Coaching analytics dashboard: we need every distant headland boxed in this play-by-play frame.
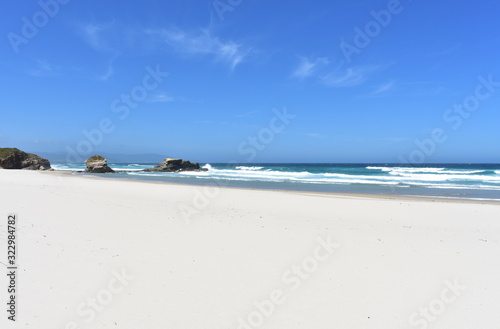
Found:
[0,148,52,170]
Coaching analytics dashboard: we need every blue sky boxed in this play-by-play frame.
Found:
[1,0,499,163]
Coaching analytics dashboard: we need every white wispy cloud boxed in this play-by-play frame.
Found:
[360,79,447,98]
[429,44,462,57]
[292,57,329,79]
[83,23,102,50]
[78,21,121,81]
[321,65,376,88]
[79,21,118,53]
[76,21,251,74]
[292,54,385,88]
[373,80,394,93]
[27,60,61,76]
[96,56,121,81]
[146,28,250,70]
[364,80,395,97]
[96,64,114,81]
[147,92,175,103]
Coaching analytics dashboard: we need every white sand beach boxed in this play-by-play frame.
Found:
[1,170,499,329]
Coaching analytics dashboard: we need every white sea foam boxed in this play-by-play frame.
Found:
[395,173,500,182]
[108,164,500,193]
[51,164,85,171]
[178,170,210,176]
[391,168,485,175]
[367,166,446,173]
[128,167,500,190]
[175,167,500,185]
[236,166,264,171]
[366,166,394,172]
[297,178,400,186]
[196,176,254,182]
[176,169,403,186]
[406,182,500,190]
[436,170,485,174]
[51,164,73,171]
[111,168,145,171]
[368,166,489,178]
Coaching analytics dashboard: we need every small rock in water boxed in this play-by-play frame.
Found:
[143,158,208,172]
[85,155,115,173]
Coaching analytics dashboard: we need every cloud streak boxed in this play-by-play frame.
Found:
[96,64,114,81]
[320,64,381,88]
[292,57,329,79]
[147,92,175,103]
[27,60,61,77]
[79,21,118,54]
[146,28,250,70]
[292,54,383,88]
[364,80,395,97]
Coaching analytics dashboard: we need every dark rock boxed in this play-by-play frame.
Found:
[0,148,52,170]
[143,158,208,172]
[85,155,115,173]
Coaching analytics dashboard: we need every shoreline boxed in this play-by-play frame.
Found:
[42,169,500,205]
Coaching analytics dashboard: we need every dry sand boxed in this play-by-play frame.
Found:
[1,170,499,328]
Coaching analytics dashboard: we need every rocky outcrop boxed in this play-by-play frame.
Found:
[144,158,207,172]
[0,148,52,170]
[85,155,114,173]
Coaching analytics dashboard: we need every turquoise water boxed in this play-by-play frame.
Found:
[51,163,500,201]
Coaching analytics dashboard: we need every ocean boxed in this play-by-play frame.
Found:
[51,163,500,201]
